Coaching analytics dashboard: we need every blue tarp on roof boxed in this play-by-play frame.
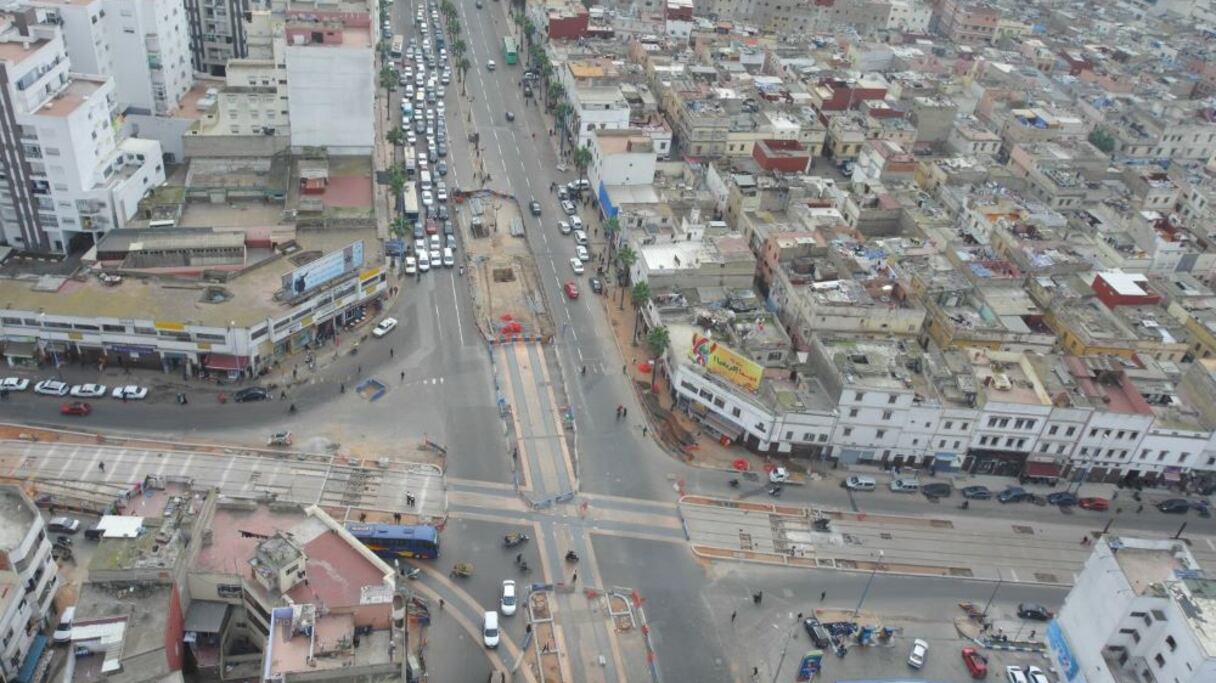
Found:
[16,634,48,683]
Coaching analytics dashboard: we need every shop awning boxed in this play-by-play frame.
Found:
[1025,460,1061,478]
[2,341,36,358]
[184,601,229,635]
[203,354,249,371]
[1163,469,1183,482]
[700,411,745,441]
[15,634,48,683]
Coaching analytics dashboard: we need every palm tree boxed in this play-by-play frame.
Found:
[646,328,676,391]
[387,127,405,147]
[448,18,461,38]
[602,214,619,256]
[451,38,466,58]
[379,65,397,91]
[631,281,652,340]
[547,82,565,110]
[615,244,637,309]
[554,101,572,153]
[573,145,592,185]
[388,164,407,200]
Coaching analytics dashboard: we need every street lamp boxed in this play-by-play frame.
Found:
[982,568,1003,617]
[852,550,883,620]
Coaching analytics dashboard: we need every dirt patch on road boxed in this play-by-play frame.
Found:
[457,195,552,340]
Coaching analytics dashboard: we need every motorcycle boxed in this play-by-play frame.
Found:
[958,500,970,510]
[728,478,739,488]
[565,550,579,563]
[404,567,422,580]
[767,485,783,497]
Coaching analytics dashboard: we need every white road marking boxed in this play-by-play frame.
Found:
[1008,569,1019,582]
[449,271,466,345]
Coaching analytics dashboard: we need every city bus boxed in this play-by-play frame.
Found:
[502,36,517,65]
[402,184,420,220]
[390,34,404,60]
[345,523,440,559]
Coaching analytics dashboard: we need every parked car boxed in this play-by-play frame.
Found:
[1017,602,1053,621]
[529,199,542,216]
[1046,491,1078,507]
[48,517,81,534]
[575,245,590,262]
[1078,496,1110,511]
[59,401,91,416]
[922,482,952,498]
[907,638,929,669]
[53,606,76,643]
[35,380,70,396]
[501,580,517,616]
[563,281,579,299]
[961,485,992,500]
[111,385,148,400]
[801,617,831,648]
[373,317,400,338]
[0,377,30,392]
[997,486,1031,503]
[559,221,572,235]
[561,200,576,215]
[70,382,108,398]
[1026,666,1051,683]
[961,647,988,679]
[890,477,920,493]
[1006,666,1029,683]
[234,387,269,402]
[570,258,585,275]
[843,475,877,491]
[589,277,604,294]
[1158,498,1191,514]
[768,467,790,484]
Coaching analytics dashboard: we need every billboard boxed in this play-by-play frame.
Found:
[690,332,763,393]
[282,241,364,296]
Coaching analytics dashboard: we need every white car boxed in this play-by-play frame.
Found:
[768,467,790,484]
[558,221,572,235]
[907,639,928,669]
[501,580,517,616]
[405,256,418,274]
[69,383,107,398]
[1006,666,1029,683]
[418,253,431,272]
[430,247,441,263]
[35,380,70,396]
[111,385,148,400]
[0,377,30,392]
[372,317,399,338]
[561,199,576,215]
[570,258,585,275]
[575,245,590,262]
[437,185,448,202]
[483,611,500,648]
[422,190,434,206]
[1026,666,1050,683]
[573,230,588,245]
[570,215,583,231]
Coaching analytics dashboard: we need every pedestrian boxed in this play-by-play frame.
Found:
[393,512,402,523]
[622,363,627,374]
[1137,504,1144,513]
[581,365,586,375]
[1029,630,1036,640]
[340,383,345,393]
[390,348,395,358]
[516,553,522,564]
[642,426,648,437]
[98,461,105,472]
[730,610,737,623]
[439,599,445,610]
[753,667,759,677]
[401,370,406,381]
[622,407,628,417]
[820,591,826,601]
[571,571,578,583]
[357,365,362,374]
[753,591,762,605]
[293,367,298,380]
[280,390,287,400]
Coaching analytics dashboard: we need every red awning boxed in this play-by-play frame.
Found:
[203,354,250,371]
[1024,460,1061,478]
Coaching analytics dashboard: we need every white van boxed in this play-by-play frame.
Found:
[889,477,920,493]
[419,170,432,191]
[844,475,877,491]
[483,611,500,648]
[442,247,455,268]
[53,606,76,643]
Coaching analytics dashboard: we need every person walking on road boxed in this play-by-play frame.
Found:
[730,610,737,623]
[820,591,826,601]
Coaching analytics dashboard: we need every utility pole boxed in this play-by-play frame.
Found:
[394,560,413,682]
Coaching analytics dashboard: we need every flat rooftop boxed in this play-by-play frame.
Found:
[0,486,35,551]
[37,77,104,118]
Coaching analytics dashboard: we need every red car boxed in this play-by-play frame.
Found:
[961,647,987,679]
[60,401,91,416]
[1079,497,1110,511]
[563,281,579,299]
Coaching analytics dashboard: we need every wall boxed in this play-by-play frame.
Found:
[286,45,374,154]
[125,113,191,162]
[183,132,290,158]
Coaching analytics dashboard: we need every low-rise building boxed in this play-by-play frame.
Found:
[0,486,59,683]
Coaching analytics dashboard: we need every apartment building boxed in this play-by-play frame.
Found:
[937,0,1001,44]
[0,8,165,254]
[0,486,59,683]
[106,0,193,115]
[183,0,251,76]
[569,84,630,150]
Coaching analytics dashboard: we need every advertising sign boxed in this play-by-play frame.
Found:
[282,241,364,296]
[690,332,763,393]
[1046,620,1081,682]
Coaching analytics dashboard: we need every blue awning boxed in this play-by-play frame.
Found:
[16,634,48,683]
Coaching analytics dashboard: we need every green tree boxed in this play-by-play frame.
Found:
[615,244,637,309]
[388,164,407,198]
[451,38,466,58]
[547,82,565,110]
[1088,127,1116,154]
[573,145,592,184]
[631,281,652,339]
[379,65,397,91]
[448,18,461,38]
[602,214,619,256]
[387,127,406,147]
[646,325,670,360]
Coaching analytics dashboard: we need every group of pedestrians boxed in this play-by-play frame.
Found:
[615,404,628,420]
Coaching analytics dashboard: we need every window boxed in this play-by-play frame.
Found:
[731,407,741,418]
[945,421,954,430]
[848,408,859,418]
[1154,653,1165,668]
[785,431,793,440]
[1090,428,1100,437]
[1066,426,1076,437]
[1165,636,1177,652]
[888,394,897,404]
[875,430,885,439]
[1048,425,1059,435]
[818,434,827,442]
[713,397,726,409]
[854,391,864,401]
[843,427,853,437]
[1180,453,1190,463]
[953,441,961,449]
[1120,628,1140,643]
[882,410,892,420]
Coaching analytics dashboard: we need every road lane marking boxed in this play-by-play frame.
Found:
[449,271,466,345]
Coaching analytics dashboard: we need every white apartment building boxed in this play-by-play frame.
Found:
[569,84,631,150]
[31,0,111,76]
[183,0,253,76]
[1053,537,1216,683]
[104,0,192,115]
[0,9,165,253]
[587,128,657,194]
[284,4,374,154]
[885,0,931,32]
[0,487,60,683]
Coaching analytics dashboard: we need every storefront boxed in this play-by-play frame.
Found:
[105,343,162,370]
[2,340,37,367]
[202,353,251,380]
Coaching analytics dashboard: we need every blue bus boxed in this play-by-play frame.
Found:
[346,523,440,559]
